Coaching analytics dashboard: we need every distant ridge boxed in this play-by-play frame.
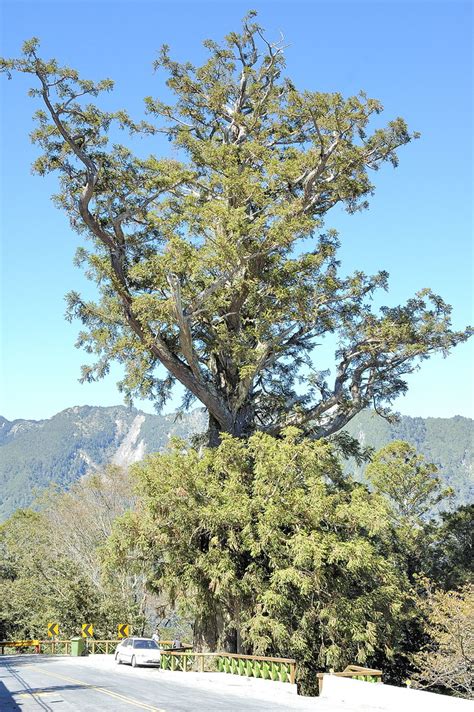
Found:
[0,405,206,520]
[0,406,472,520]
[343,411,473,508]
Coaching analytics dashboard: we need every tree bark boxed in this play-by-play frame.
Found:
[206,402,255,447]
[193,607,224,651]
[206,414,223,448]
[193,609,242,653]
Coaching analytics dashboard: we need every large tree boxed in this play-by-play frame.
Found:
[1,14,470,445]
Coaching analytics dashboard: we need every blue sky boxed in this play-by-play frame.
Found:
[1,0,472,421]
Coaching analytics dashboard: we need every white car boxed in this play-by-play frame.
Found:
[115,637,161,668]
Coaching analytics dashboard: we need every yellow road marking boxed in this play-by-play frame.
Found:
[22,666,166,711]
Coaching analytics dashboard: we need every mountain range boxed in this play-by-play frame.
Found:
[0,406,472,521]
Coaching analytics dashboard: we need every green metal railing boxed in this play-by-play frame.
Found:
[39,640,71,655]
[88,640,119,655]
[160,651,297,684]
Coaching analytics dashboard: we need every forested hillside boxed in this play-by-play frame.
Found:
[0,406,206,520]
[0,406,472,521]
[344,411,474,507]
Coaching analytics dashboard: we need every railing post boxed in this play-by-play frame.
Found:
[290,662,296,685]
[198,655,204,673]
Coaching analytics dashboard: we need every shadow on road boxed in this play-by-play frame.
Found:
[0,680,22,712]
[0,658,95,712]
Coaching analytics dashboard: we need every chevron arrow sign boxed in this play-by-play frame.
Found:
[47,623,59,638]
[117,624,130,639]
[81,623,94,638]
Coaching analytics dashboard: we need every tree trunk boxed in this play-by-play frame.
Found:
[193,611,221,651]
[222,627,238,653]
[198,409,253,651]
[193,601,244,653]
[206,403,255,447]
[206,414,223,448]
[233,402,255,438]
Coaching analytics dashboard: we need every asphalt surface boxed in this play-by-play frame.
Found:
[0,654,323,712]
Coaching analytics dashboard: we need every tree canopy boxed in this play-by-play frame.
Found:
[1,14,471,445]
[365,440,452,524]
[106,430,411,692]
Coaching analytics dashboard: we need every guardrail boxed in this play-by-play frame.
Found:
[160,651,297,684]
[317,665,383,694]
[0,640,41,655]
[38,640,178,655]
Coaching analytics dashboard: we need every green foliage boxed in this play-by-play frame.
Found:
[1,16,470,444]
[365,440,452,523]
[412,583,473,699]
[423,505,474,591]
[0,467,150,640]
[0,429,471,696]
[106,431,414,693]
[344,412,474,509]
[0,509,102,639]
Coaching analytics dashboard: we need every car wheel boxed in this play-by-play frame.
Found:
[131,656,137,668]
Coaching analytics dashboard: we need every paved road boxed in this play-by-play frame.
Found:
[0,654,325,711]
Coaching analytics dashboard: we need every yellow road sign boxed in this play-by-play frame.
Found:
[47,623,59,638]
[81,623,93,638]
[117,624,130,639]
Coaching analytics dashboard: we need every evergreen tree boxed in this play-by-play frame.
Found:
[1,15,470,445]
[365,440,452,524]
[106,431,412,691]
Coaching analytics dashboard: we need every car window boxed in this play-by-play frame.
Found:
[122,639,130,646]
[133,640,159,649]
